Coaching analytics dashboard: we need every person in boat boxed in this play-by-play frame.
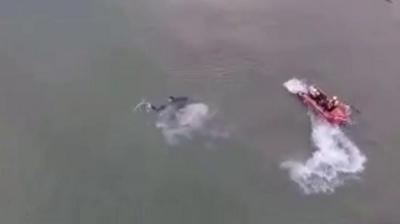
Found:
[308,85,328,107]
[326,96,340,112]
[145,96,190,113]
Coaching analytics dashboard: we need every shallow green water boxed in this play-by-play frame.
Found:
[1,0,400,223]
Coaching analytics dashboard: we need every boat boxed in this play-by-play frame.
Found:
[290,82,352,125]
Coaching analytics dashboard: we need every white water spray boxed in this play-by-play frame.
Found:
[283,78,308,94]
[154,102,229,145]
[282,78,367,194]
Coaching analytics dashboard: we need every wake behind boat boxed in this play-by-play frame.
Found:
[284,78,352,126]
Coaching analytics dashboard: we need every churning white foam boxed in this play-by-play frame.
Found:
[283,78,308,94]
[156,103,229,145]
[282,78,367,194]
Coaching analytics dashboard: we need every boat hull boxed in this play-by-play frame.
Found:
[297,93,351,125]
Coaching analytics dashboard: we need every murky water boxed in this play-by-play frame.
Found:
[1,0,400,223]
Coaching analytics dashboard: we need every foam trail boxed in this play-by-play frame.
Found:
[133,99,148,112]
[282,78,367,194]
[156,103,225,145]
